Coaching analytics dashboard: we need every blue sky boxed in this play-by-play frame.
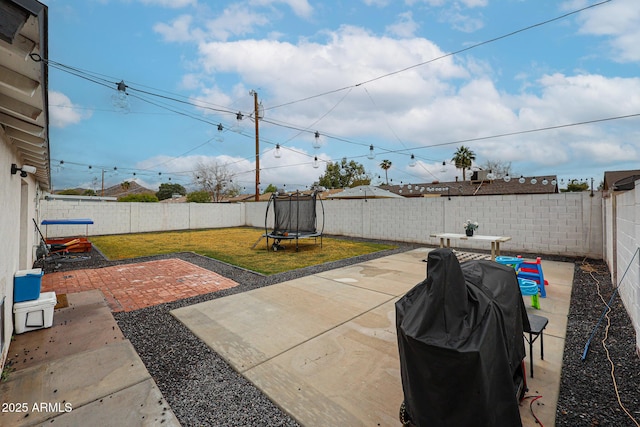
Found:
[43,0,640,193]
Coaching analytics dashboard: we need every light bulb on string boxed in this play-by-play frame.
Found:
[518,175,525,184]
[531,177,537,184]
[503,173,511,182]
[367,145,375,160]
[440,161,446,173]
[274,144,282,158]
[232,112,243,131]
[313,131,321,150]
[313,156,319,169]
[409,155,416,167]
[215,123,224,142]
[111,80,131,113]
[542,178,548,185]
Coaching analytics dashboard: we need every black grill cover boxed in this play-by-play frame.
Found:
[396,248,529,426]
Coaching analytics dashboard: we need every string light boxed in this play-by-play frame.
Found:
[111,80,130,113]
[368,145,375,160]
[313,131,321,150]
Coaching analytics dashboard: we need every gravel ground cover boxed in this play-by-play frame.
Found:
[41,244,640,426]
[555,258,640,427]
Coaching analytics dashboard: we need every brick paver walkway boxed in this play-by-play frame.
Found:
[41,258,239,312]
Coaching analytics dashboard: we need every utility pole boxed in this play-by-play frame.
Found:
[251,90,260,201]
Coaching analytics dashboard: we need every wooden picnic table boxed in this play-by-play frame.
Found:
[430,233,512,261]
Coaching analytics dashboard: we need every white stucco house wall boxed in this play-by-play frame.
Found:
[0,0,50,369]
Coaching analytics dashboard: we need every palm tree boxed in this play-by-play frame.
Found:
[379,159,392,185]
[452,146,476,181]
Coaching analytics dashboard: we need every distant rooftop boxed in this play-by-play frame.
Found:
[380,174,559,197]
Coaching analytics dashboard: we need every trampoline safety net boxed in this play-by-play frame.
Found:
[264,191,324,251]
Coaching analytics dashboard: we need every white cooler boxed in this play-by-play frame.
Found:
[13,291,57,334]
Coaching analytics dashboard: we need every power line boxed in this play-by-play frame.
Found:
[267,0,612,110]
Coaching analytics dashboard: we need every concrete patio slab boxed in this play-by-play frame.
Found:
[314,260,426,296]
[0,340,178,426]
[7,290,125,371]
[174,248,574,427]
[1,290,180,427]
[244,299,402,426]
[171,274,395,372]
[519,259,575,426]
[41,378,179,427]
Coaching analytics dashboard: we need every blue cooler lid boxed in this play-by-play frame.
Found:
[15,268,43,277]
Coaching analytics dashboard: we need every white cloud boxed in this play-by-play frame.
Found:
[249,0,313,19]
[440,8,484,33]
[405,0,487,7]
[48,91,92,128]
[203,4,269,41]
[386,12,419,38]
[134,146,328,192]
[363,0,390,6]
[139,0,197,8]
[567,0,640,62]
[153,15,194,42]
[157,10,640,181]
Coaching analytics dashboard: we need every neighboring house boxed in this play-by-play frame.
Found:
[603,169,640,192]
[381,174,559,197]
[327,185,404,199]
[0,0,49,369]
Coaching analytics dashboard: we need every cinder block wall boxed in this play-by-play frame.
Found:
[40,192,603,259]
[39,200,245,237]
[611,181,640,353]
[246,192,603,258]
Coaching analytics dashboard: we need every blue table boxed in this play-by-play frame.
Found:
[41,219,94,238]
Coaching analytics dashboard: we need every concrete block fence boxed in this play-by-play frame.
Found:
[39,200,245,238]
[604,180,640,352]
[41,192,603,258]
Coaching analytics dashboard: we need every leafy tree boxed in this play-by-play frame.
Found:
[192,160,234,202]
[452,145,476,181]
[379,159,392,185]
[82,189,96,196]
[187,190,212,203]
[318,158,371,189]
[263,184,277,194]
[562,181,589,192]
[120,181,131,191]
[118,193,158,202]
[156,183,187,201]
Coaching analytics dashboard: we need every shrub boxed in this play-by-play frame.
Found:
[118,193,159,202]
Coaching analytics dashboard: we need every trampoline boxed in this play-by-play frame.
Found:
[264,191,324,251]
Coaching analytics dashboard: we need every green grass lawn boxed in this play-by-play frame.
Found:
[90,227,397,275]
